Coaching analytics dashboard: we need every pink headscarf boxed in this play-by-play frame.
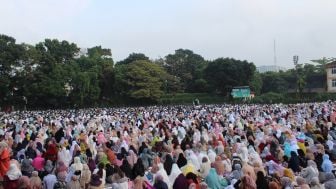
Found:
[127,150,138,168]
[56,161,68,173]
[97,132,107,145]
[240,175,257,189]
[19,176,31,189]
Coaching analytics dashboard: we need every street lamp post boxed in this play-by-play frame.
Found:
[11,87,18,111]
[293,55,301,100]
[293,55,299,91]
[23,96,27,111]
[293,55,299,68]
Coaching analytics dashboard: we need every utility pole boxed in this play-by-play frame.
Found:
[274,39,277,71]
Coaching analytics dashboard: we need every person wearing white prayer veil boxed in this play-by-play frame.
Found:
[255,129,264,141]
[154,163,170,188]
[193,130,201,144]
[221,154,232,173]
[197,147,209,166]
[187,151,200,171]
[199,157,211,178]
[69,157,83,176]
[248,146,262,166]
[58,146,71,167]
[119,139,129,153]
[6,163,22,181]
[208,148,216,163]
[169,163,182,185]
[88,135,97,158]
[201,130,209,143]
[70,141,79,157]
[238,143,249,163]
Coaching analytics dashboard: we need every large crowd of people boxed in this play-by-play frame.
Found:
[0,102,336,189]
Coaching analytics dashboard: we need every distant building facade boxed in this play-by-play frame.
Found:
[326,61,336,92]
[257,65,287,73]
[75,48,88,58]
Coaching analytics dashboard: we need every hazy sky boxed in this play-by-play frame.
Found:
[1,0,336,67]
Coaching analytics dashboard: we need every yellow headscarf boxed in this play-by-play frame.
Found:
[297,141,306,154]
[283,168,295,181]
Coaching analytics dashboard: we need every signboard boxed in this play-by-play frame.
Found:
[231,86,250,98]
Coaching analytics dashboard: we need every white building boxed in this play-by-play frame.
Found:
[326,61,336,92]
[257,65,287,73]
[75,48,88,58]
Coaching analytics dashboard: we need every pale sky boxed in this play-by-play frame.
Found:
[1,0,336,68]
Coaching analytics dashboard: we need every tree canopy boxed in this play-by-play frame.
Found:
[204,58,256,94]
[117,53,149,65]
[115,60,167,102]
[0,33,329,109]
[164,49,207,92]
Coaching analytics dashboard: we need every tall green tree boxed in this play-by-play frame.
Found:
[114,60,167,102]
[14,44,41,108]
[117,53,149,65]
[59,46,115,107]
[260,72,290,94]
[204,58,255,94]
[86,46,114,100]
[27,39,79,107]
[311,57,336,74]
[154,58,183,93]
[297,75,306,98]
[249,72,263,95]
[164,49,206,92]
[67,58,100,106]
[301,63,325,90]
[0,35,24,107]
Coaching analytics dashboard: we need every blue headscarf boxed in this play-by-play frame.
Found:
[284,142,291,158]
[321,154,333,173]
[205,168,227,189]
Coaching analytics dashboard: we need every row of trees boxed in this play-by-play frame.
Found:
[259,59,331,95]
[0,34,331,108]
[0,34,258,108]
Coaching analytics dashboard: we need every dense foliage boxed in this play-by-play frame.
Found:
[0,34,331,109]
[260,62,327,94]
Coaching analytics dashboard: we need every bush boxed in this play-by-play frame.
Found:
[251,92,285,104]
[158,93,225,105]
[250,92,336,104]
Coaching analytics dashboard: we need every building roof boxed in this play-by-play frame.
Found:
[326,61,336,68]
